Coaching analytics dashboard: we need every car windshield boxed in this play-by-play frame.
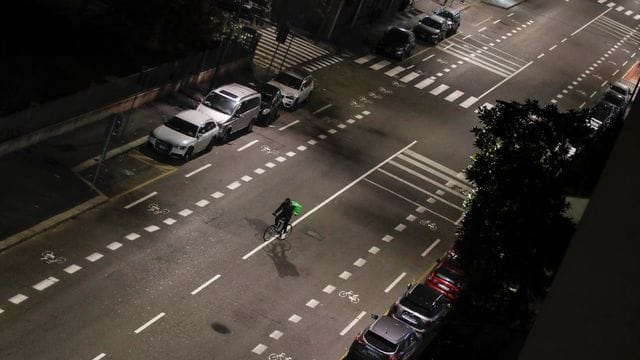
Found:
[383,29,408,45]
[164,117,199,138]
[274,73,302,90]
[604,92,625,107]
[592,102,615,119]
[202,92,237,115]
[611,85,628,96]
[420,17,442,29]
[364,330,398,353]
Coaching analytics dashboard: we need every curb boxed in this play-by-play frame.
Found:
[72,136,149,173]
[0,194,109,252]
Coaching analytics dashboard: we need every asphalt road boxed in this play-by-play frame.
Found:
[1,0,639,359]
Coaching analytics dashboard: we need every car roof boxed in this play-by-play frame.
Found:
[611,81,630,92]
[246,81,280,96]
[406,283,448,307]
[369,316,414,344]
[388,26,411,33]
[214,83,258,100]
[436,7,460,16]
[176,109,212,126]
[424,14,447,23]
[282,67,312,80]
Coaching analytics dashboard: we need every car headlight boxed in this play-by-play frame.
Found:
[177,146,187,150]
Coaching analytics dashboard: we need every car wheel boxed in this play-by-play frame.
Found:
[183,147,193,162]
[205,138,215,152]
[246,119,255,133]
[304,91,312,103]
[219,128,231,144]
[291,99,299,111]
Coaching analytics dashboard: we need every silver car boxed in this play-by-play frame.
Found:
[148,110,220,161]
[390,283,452,335]
[347,314,422,360]
[268,67,314,109]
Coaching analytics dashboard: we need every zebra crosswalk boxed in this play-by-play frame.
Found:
[253,26,343,72]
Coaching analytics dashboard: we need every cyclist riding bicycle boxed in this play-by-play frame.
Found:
[272,198,302,237]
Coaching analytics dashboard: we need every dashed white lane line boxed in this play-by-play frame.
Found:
[369,246,380,254]
[537,53,545,59]
[191,274,221,295]
[416,206,427,213]
[561,38,567,43]
[106,241,123,251]
[346,119,356,124]
[91,353,106,360]
[163,218,177,225]
[422,54,435,62]
[337,123,346,129]
[286,151,296,157]
[297,145,308,151]
[327,129,338,134]
[590,90,598,98]
[384,272,407,293]
[237,140,259,152]
[279,120,300,131]
[124,191,158,209]
[227,181,242,190]
[430,84,450,95]
[601,80,609,87]
[354,54,376,64]
[445,90,465,102]
[355,114,364,119]
[382,234,394,242]
[9,294,28,304]
[462,34,472,40]
[612,69,620,76]
[196,199,210,207]
[241,175,253,182]
[370,60,391,70]
[622,60,628,66]
[33,277,59,291]
[579,101,586,109]
[400,72,421,83]
[185,163,211,177]
[406,214,417,222]
[632,52,637,58]
[362,110,371,115]
[276,156,287,162]
[478,26,487,32]
[508,12,514,17]
[323,285,337,294]
[64,264,82,274]
[144,225,160,233]
[178,209,193,217]
[394,223,407,232]
[318,134,328,139]
[134,312,165,334]
[493,19,501,24]
[265,162,276,168]
[421,239,442,257]
[340,311,367,336]
[549,45,557,51]
[270,330,284,340]
[635,14,640,20]
[306,299,320,308]
[307,139,318,145]
[615,5,624,11]
[254,168,266,175]
[354,258,367,267]
[211,191,224,198]
[288,314,302,323]
[125,232,140,241]
[86,252,104,262]
[339,271,352,280]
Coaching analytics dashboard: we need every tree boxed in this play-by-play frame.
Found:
[456,100,591,325]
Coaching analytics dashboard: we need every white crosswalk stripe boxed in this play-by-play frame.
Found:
[414,78,435,89]
[400,72,421,83]
[385,66,406,76]
[444,90,465,102]
[430,84,450,95]
[354,54,376,64]
[592,16,640,45]
[370,60,391,70]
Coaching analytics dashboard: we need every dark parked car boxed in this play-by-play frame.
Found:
[413,14,451,44]
[609,81,632,102]
[246,82,282,125]
[603,89,629,111]
[348,314,422,360]
[434,7,461,35]
[589,99,621,129]
[426,258,464,301]
[377,27,416,60]
[389,283,452,336]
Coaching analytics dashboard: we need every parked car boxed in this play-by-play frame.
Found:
[246,81,283,125]
[434,7,461,35]
[389,283,452,335]
[609,81,632,102]
[414,14,450,44]
[603,88,629,111]
[426,258,464,300]
[377,26,416,60]
[196,83,261,142]
[347,314,422,360]
[268,67,314,110]
[148,110,219,161]
[589,99,621,129]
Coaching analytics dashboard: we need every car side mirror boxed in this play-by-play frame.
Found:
[370,314,379,320]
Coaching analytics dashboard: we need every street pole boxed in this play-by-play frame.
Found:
[268,41,281,72]
[92,115,119,186]
[279,33,294,71]
[351,0,366,28]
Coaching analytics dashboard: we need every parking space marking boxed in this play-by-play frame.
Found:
[185,163,211,177]
[33,277,59,291]
[340,311,367,336]
[124,191,158,209]
[134,312,165,334]
[421,239,442,257]
[237,140,259,151]
[278,120,300,131]
[384,272,407,293]
[191,274,221,295]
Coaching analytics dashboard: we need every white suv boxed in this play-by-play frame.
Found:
[197,83,261,142]
[268,67,314,109]
[148,110,220,161]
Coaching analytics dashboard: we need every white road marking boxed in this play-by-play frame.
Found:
[625,10,633,16]
[597,0,606,2]
[106,241,122,251]
[355,114,364,119]
[92,354,106,360]
[416,206,427,213]
[635,15,640,20]
[306,299,320,308]
[288,314,302,323]
[252,344,268,355]
[406,214,417,222]
[178,209,193,217]
[9,294,28,304]
[354,258,367,267]
[64,264,82,274]
[395,224,407,232]
[134,312,165,334]
[354,54,376,64]
[242,141,418,260]
[400,72,421,83]
[384,272,407,293]
[307,139,318,145]
[493,19,501,24]
[421,239,442,257]
[185,163,211,177]
[579,101,586,109]
[339,271,352,280]
[561,38,568,42]
[347,119,356,124]
[313,104,333,115]
[551,99,558,104]
[612,69,620,75]
[422,54,435,62]
[571,8,611,36]
[323,285,336,294]
[623,60,628,66]
[436,72,444,77]
[385,66,405,76]
[607,1,615,7]
[478,26,487,32]
[86,252,104,262]
[400,150,473,189]
[211,191,224,198]
[297,145,308,151]
[444,68,451,72]
[362,110,371,115]
[369,246,380,254]
[227,181,241,190]
[549,45,557,51]
[460,96,479,108]
[337,123,346,129]
[340,311,367,336]
[125,233,140,241]
[445,90,465,102]
[328,129,338,135]
[195,199,210,207]
[144,225,160,233]
[124,192,157,209]
[414,78,435,89]
[265,162,276,168]
[278,120,300,131]
[237,140,259,152]
[241,175,253,182]
[537,53,545,59]
[270,330,284,340]
[191,274,221,295]
[382,235,394,242]
[427,197,437,204]
[590,90,598,98]
[463,34,472,40]
[33,277,59,291]
[275,156,287,162]
[430,84,450,95]
[318,134,327,139]
[632,52,637,58]
[615,6,624,11]
[508,13,514,17]
[163,218,176,225]
[602,80,609,87]
[370,60,391,70]
[475,61,533,102]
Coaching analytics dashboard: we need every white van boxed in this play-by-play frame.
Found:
[196,83,261,142]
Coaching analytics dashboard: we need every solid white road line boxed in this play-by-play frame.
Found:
[33,277,59,291]
[313,104,333,115]
[402,149,474,188]
[340,311,367,336]
[384,272,407,293]
[191,274,221,295]
[279,120,300,130]
[354,54,376,64]
[571,8,611,36]
[134,312,165,334]
[422,239,442,257]
[185,163,212,177]
[92,353,106,360]
[476,61,533,102]
[237,140,259,152]
[242,141,418,260]
[422,54,435,62]
[124,191,157,209]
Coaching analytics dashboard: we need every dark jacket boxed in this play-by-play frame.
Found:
[275,201,293,218]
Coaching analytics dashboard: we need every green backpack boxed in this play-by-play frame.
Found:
[291,200,303,216]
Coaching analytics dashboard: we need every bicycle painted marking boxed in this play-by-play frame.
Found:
[268,353,293,360]
[147,203,169,215]
[40,251,66,264]
[338,290,360,303]
[419,219,438,231]
[261,145,280,155]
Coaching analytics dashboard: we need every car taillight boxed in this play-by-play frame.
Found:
[356,331,365,345]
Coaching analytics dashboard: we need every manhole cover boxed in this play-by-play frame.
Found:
[211,322,231,334]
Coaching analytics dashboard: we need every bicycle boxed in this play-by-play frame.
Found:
[263,217,293,241]
[41,251,66,264]
[338,290,360,303]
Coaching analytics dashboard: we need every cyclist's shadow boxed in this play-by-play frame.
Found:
[264,240,299,278]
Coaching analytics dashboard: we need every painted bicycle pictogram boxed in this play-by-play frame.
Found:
[268,352,293,360]
[419,219,438,231]
[40,251,66,264]
[260,145,279,155]
[338,290,360,303]
[148,203,169,215]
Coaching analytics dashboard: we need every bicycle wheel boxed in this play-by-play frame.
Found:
[263,225,278,241]
[55,257,67,264]
[338,291,347,297]
[280,224,293,240]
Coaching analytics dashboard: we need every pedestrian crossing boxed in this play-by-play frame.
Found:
[597,0,640,20]
[591,15,640,45]
[253,26,343,72]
